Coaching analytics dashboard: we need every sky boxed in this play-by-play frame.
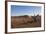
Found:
[11,5,41,16]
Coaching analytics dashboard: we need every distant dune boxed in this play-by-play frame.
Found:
[11,15,41,28]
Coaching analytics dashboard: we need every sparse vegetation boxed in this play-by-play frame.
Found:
[11,15,41,28]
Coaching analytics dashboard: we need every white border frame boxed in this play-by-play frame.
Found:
[7,2,44,32]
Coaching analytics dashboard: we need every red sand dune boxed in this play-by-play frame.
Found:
[11,15,41,28]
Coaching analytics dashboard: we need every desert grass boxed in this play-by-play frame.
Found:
[11,15,41,28]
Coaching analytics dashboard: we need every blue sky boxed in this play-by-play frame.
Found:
[11,5,41,16]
